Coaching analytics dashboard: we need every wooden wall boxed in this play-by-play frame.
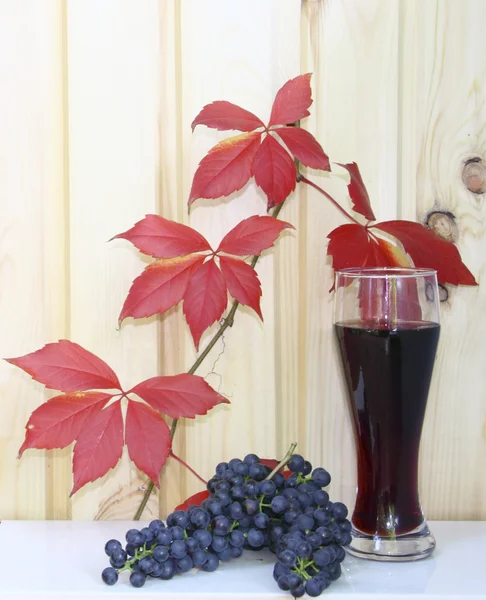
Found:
[1,0,484,521]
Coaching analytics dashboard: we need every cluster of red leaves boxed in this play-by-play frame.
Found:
[326,163,476,285]
[189,73,330,209]
[115,215,293,349]
[6,340,228,494]
[189,73,476,286]
[6,73,477,498]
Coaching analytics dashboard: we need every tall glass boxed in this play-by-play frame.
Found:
[333,267,439,561]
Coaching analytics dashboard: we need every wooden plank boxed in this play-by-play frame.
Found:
[66,0,162,519]
[400,0,486,520]
[172,0,303,508]
[156,0,188,517]
[300,0,400,510]
[0,0,68,519]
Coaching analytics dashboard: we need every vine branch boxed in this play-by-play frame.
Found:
[298,174,361,225]
[133,202,285,520]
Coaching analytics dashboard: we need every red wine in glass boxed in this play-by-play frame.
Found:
[333,268,439,561]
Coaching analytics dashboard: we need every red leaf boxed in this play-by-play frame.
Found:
[260,458,279,470]
[71,400,124,495]
[327,224,407,291]
[191,101,264,132]
[216,215,293,256]
[130,373,229,419]
[253,134,297,208]
[373,220,477,285]
[125,400,171,486]
[183,258,228,350]
[119,254,205,322]
[112,214,212,258]
[337,162,376,222]
[18,392,111,457]
[6,340,121,392]
[274,127,330,171]
[188,132,261,205]
[268,73,313,127]
[327,224,381,271]
[175,490,210,512]
[218,256,262,319]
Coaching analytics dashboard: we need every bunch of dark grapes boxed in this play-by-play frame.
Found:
[101,452,351,597]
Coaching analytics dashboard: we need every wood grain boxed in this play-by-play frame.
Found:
[400,0,486,520]
[0,0,484,521]
[66,0,162,519]
[0,0,67,520]
[301,0,401,512]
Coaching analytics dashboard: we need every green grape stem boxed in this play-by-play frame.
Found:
[265,442,298,480]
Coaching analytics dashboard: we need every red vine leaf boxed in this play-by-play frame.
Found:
[175,490,210,512]
[183,258,228,350]
[191,101,264,132]
[125,400,171,486]
[327,224,404,285]
[71,400,124,495]
[373,220,477,285]
[274,127,330,171]
[6,340,121,392]
[18,392,112,457]
[375,237,411,267]
[268,74,313,127]
[188,132,261,205]
[259,458,279,470]
[253,134,297,208]
[336,162,376,222]
[216,215,294,256]
[130,373,229,419]
[119,254,205,323]
[219,256,263,319]
[112,215,212,259]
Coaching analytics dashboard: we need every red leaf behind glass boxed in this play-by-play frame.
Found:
[374,221,477,285]
[253,135,297,208]
[327,224,388,271]
[219,256,263,319]
[125,400,171,486]
[188,132,261,205]
[336,162,376,222]
[274,127,330,171]
[112,215,212,259]
[119,254,205,323]
[6,340,121,392]
[71,400,124,495]
[18,392,111,457]
[216,215,293,256]
[191,101,264,132]
[183,259,228,350]
[130,373,229,419]
[268,74,313,127]
[175,490,210,512]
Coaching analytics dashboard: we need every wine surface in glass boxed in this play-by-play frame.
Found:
[335,320,440,537]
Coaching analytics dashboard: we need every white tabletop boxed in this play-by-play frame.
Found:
[0,520,484,599]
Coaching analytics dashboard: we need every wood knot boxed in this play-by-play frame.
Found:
[462,157,486,194]
[426,211,459,242]
[438,284,449,303]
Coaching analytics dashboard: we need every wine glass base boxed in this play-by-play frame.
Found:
[346,522,436,562]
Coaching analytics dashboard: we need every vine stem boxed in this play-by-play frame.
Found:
[265,442,298,481]
[169,451,208,486]
[133,202,285,520]
[298,174,361,225]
